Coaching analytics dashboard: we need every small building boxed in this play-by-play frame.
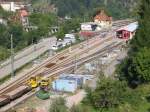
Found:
[116,22,138,40]
[52,74,94,93]
[81,22,98,31]
[93,10,112,28]
[52,79,77,93]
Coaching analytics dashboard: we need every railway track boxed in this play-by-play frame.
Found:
[0,36,111,95]
[0,19,134,111]
[0,40,123,112]
[0,36,100,94]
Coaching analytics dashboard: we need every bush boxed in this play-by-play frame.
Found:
[49,97,67,112]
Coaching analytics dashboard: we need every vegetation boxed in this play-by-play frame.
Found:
[51,0,136,19]
[56,18,81,39]
[118,0,150,86]
[29,13,58,37]
[83,72,150,112]
[0,7,58,61]
[49,97,68,112]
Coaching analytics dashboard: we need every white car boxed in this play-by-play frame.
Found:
[52,45,58,50]
[52,44,63,50]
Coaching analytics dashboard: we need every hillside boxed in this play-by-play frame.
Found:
[50,0,137,19]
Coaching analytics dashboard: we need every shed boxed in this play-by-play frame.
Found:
[116,22,138,40]
[52,79,77,93]
[59,74,94,85]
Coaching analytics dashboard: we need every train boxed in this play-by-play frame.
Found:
[0,76,52,108]
[0,86,31,107]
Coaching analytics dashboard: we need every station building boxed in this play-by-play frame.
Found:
[116,22,138,40]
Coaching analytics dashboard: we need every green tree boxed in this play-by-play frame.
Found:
[70,104,91,112]
[0,46,10,61]
[29,13,58,37]
[118,0,150,86]
[56,27,65,39]
[91,78,127,109]
[131,0,150,51]
[121,48,150,84]
[49,97,67,112]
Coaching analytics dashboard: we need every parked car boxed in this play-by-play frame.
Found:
[52,44,63,50]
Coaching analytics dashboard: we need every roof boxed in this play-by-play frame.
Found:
[19,9,28,17]
[117,22,138,32]
[94,10,112,21]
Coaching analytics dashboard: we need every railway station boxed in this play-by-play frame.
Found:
[0,19,137,112]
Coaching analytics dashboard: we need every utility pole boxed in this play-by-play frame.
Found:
[74,55,78,73]
[10,34,15,77]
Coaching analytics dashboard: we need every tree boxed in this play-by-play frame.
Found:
[0,46,9,61]
[91,78,127,109]
[83,73,129,109]
[56,27,65,39]
[69,104,91,112]
[118,0,150,86]
[131,0,150,51]
[49,97,68,112]
[123,48,150,84]
[51,0,135,19]
[70,105,82,112]
[29,13,58,37]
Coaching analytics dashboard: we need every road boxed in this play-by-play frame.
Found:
[0,37,57,79]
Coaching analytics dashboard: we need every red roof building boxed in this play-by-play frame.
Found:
[116,22,138,40]
[94,10,112,27]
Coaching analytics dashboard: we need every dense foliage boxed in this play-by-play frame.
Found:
[83,76,143,110]
[0,6,58,61]
[118,0,150,85]
[29,13,58,36]
[83,74,150,112]
[56,18,81,39]
[51,0,136,19]
[49,97,68,112]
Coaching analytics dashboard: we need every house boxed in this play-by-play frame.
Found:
[93,10,112,28]
[18,8,29,26]
[0,1,25,12]
[116,22,138,40]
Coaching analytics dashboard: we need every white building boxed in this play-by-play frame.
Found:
[81,22,100,31]
[0,2,25,12]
